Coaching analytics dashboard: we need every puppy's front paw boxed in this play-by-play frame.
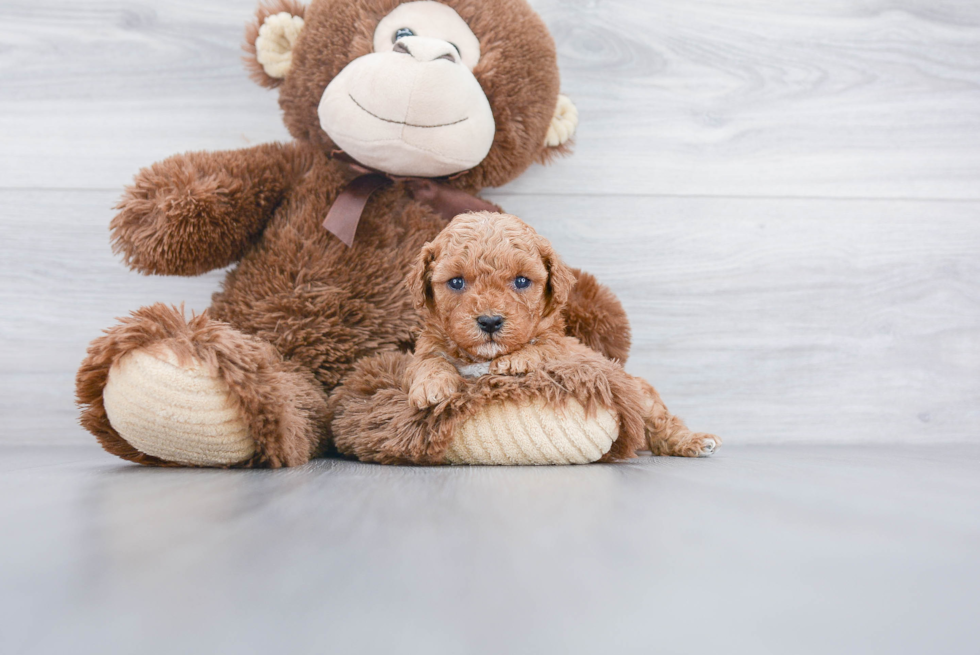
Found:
[490,353,534,376]
[408,373,463,409]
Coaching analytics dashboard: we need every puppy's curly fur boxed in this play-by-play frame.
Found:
[403,211,721,458]
[330,212,650,463]
[406,212,576,408]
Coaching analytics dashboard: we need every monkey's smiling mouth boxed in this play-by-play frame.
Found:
[349,94,469,129]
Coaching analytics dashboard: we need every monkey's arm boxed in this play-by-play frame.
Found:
[563,268,632,363]
[110,142,310,276]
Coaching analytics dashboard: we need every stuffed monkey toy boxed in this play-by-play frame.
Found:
[76,0,720,467]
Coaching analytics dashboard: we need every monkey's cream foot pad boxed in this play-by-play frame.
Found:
[330,351,646,466]
[103,347,255,467]
[443,398,618,465]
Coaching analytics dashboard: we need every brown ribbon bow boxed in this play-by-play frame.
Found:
[322,153,501,247]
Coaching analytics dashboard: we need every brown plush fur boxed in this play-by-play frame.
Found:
[330,345,648,465]
[563,269,631,364]
[76,304,330,468]
[110,143,313,276]
[247,0,563,190]
[76,0,637,467]
[328,211,715,465]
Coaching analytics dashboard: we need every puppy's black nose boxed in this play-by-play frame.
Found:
[477,315,504,334]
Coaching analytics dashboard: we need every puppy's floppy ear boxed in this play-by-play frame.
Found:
[408,241,439,313]
[537,236,577,319]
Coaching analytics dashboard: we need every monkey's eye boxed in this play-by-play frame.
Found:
[514,276,531,290]
[393,27,415,42]
[447,277,466,291]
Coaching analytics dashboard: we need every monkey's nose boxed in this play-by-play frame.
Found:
[392,36,459,64]
[476,315,504,335]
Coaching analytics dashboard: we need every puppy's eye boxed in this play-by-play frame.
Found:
[514,276,531,290]
[447,277,466,291]
[393,27,415,42]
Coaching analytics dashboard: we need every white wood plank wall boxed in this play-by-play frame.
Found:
[1,0,978,444]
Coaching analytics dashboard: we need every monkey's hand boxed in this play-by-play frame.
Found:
[110,143,308,276]
[563,268,631,363]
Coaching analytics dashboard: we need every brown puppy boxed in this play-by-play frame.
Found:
[405,211,720,458]
[406,212,575,409]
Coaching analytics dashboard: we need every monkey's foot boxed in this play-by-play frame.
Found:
[77,304,329,468]
[103,345,255,467]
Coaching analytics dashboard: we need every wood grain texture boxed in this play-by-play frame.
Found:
[2,189,978,444]
[0,0,978,445]
[1,0,979,197]
[528,0,980,198]
[1,444,978,654]
[0,189,222,441]
[499,194,980,443]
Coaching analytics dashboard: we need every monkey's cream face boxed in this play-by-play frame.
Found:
[317,1,496,178]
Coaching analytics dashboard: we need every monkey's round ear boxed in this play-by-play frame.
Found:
[408,242,439,313]
[244,1,307,88]
[544,95,579,148]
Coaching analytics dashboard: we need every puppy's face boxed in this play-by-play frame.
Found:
[410,212,575,361]
[429,243,549,360]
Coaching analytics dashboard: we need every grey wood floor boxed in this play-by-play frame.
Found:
[1,444,978,654]
[1,3,980,653]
